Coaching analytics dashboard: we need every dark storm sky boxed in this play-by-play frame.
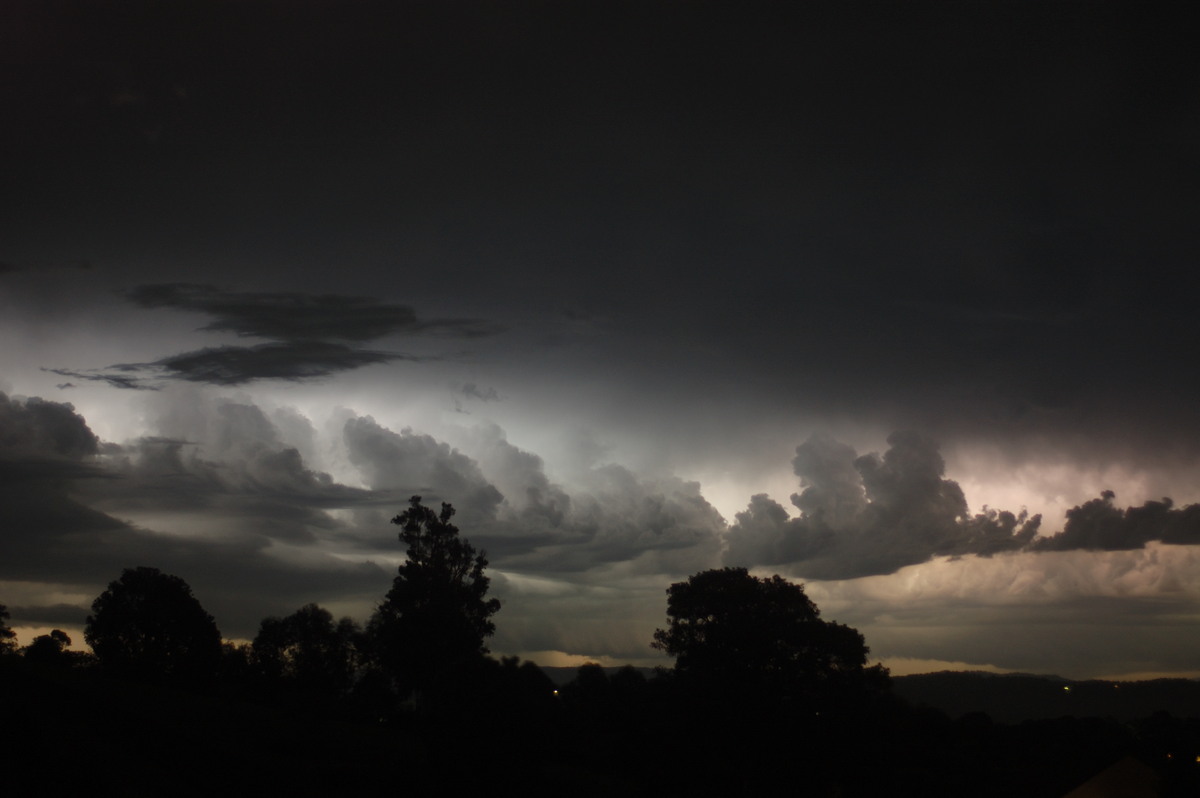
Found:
[2,1,1199,676]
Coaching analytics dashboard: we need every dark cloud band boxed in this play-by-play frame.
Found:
[127,283,500,342]
[45,284,503,387]
[153,341,411,385]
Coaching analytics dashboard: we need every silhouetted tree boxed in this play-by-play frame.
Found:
[563,662,611,704]
[253,603,361,695]
[0,603,15,655]
[648,569,892,795]
[653,567,886,697]
[22,629,73,667]
[610,664,648,700]
[477,656,557,725]
[368,496,500,702]
[85,567,222,683]
[218,640,256,691]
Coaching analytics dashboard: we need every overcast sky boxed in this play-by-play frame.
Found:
[2,1,1199,679]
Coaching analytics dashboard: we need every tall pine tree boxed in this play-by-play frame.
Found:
[368,496,500,703]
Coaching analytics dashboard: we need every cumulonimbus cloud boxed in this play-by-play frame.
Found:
[725,431,1200,579]
[725,431,1042,579]
[0,391,393,636]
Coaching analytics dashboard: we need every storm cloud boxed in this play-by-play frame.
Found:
[726,430,1200,582]
[1033,492,1200,552]
[343,415,505,523]
[0,391,392,636]
[5,383,1200,674]
[341,414,724,573]
[0,392,99,458]
[726,432,1041,579]
[4,2,1200,677]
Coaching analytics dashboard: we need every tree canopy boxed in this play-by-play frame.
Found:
[253,603,360,694]
[653,567,884,696]
[85,567,222,682]
[23,629,74,667]
[368,496,500,699]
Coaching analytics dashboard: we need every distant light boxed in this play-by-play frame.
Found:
[1063,686,1071,693]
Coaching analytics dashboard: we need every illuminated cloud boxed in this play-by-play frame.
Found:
[343,414,504,521]
[0,391,390,635]
[4,385,1200,675]
[726,432,1040,579]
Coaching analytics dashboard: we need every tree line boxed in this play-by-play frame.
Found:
[6,495,1198,795]
[2,495,883,711]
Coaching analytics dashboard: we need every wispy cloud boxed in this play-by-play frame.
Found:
[46,285,503,387]
[152,342,414,385]
[127,284,500,341]
[43,367,160,391]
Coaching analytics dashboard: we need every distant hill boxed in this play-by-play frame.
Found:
[893,671,1200,723]
[538,666,1200,724]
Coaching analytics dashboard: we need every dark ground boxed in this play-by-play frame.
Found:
[6,658,1200,797]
